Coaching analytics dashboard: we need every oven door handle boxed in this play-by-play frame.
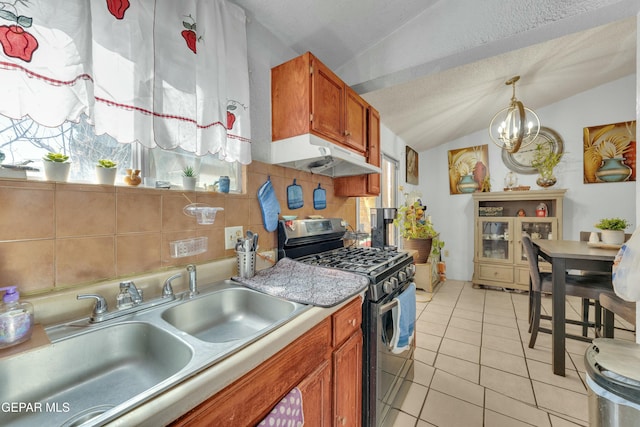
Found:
[379,299,398,315]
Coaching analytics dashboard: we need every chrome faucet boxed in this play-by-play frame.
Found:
[76,294,108,322]
[117,280,143,309]
[187,264,198,297]
[163,273,182,299]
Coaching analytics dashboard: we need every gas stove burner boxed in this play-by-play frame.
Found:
[297,246,411,277]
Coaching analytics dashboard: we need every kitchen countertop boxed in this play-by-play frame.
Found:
[17,253,364,425]
[108,294,362,426]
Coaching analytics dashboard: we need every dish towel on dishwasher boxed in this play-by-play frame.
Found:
[258,387,304,427]
[390,283,416,354]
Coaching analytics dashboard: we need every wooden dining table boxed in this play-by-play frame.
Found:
[532,239,618,376]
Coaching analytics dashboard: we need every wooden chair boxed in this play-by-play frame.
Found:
[523,235,616,348]
[566,231,631,334]
[600,292,636,338]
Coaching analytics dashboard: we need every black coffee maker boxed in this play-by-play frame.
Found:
[370,208,397,249]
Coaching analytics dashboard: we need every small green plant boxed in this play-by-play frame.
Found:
[531,143,563,178]
[595,217,630,231]
[43,152,69,163]
[97,159,117,168]
[182,165,197,177]
[431,236,445,259]
[393,200,438,240]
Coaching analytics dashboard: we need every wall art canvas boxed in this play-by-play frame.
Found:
[406,146,419,184]
[583,120,636,183]
[448,144,489,194]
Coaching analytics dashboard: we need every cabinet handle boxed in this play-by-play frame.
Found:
[337,416,346,425]
[343,130,351,136]
[348,318,357,327]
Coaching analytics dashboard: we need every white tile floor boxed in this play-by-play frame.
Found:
[382,280,636,427]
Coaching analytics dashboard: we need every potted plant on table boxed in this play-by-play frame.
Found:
[182,165,197,191]
[595,217,630,245]
[42,152,71,182]
[95,159,117,185]
[394,187,439,263]
[531,143,563,188]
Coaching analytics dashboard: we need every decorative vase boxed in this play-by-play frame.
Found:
[504,171,518,190]
[536,170,556,188]
[182,176,197,191]
[124,169,141,186]
[95,166,117,185]
[43,161,71,182]
[457,174,479,193]
[595,158,632,182]
[600,229,625,245]
[403,237,433,264]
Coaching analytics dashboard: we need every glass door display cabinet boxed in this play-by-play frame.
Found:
[472,189,566,291]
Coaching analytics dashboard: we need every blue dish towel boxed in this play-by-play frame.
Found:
[391,283,416,354]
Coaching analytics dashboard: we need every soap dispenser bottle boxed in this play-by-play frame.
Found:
[0,286,34,348]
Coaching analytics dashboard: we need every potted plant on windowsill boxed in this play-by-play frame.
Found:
[595,217,630,245]
[42,152,71,182]
[182,166,197,191]
[394,187,438,264]
[95,159,117,185]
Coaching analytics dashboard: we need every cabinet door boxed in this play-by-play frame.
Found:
[343,87,367,153]
[515,217,558,266]
[477,218,514,264]
[367,108,381,194]
[333,330,362,427]
[298,361,332,427]
[311,58,344,143]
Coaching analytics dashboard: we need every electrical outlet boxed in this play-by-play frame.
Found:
[225,226,244,250]
[444,249,449,257]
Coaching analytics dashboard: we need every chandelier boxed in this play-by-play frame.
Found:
[489,76,540,153]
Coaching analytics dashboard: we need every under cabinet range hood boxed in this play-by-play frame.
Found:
[271,134,381,177]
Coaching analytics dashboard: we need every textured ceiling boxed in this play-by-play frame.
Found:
[231,0,636,152]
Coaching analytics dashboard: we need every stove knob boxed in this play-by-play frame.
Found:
[398,271,407,282]
[383,280,394,294]
[390,277,399,290]
[406,264,416,276]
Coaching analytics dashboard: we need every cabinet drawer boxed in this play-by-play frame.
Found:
[478,264,513,283]
[515,267,530,286]
[332,298,362,348]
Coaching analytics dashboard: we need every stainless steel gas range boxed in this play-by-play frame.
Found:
[278,218,416,426]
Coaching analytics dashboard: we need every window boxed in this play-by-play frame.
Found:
[0,114,242,191]
[357,154,398,246]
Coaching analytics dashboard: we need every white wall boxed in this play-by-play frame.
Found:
[418,75,636,281]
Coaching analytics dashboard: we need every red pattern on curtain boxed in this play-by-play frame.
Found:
[0,0,252,163]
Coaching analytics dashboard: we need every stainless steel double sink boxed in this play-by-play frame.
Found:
[0,280,309,427]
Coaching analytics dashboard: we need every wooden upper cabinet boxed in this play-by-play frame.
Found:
[367,107,381,195]
[334,107,381,197]
[343,87,367,153]
[272,52,367,154]
[311,58,345,143]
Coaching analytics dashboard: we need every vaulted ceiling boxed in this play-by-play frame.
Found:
[230,0,637,152]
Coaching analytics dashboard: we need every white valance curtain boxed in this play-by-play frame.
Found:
[0,0,251,163]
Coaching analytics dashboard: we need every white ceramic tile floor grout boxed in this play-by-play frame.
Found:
[381,280,636,427]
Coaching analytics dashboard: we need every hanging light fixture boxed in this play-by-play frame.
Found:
[489,75,540,153]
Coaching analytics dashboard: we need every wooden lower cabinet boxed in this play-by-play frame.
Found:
[298,361,332,426]
[170,298,362,427]
[333,330,362,427]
